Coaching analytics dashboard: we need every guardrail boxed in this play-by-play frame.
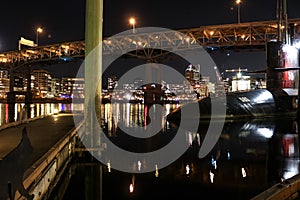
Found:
[251,174,300,200]
[16,120,85,200]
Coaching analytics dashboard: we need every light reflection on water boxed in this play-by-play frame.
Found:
[0,103,83,126]
[100,103,180,137]
[51,103,300,200]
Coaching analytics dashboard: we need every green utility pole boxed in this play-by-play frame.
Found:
[85,0,103,149]
[86,0,103,55]
[85,0,103,199]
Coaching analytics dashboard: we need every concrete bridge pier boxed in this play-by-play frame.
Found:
[25,67,33,119]
[7,92,15,123]
[7,66,33,123]
[144,61,163,105]
[7,70,16,123]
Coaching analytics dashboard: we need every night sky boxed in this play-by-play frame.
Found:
[0,0,300,78]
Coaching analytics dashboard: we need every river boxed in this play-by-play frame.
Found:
[47,103,300,199]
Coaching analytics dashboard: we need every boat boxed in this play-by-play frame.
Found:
[167,40,300,122]
[167,87,298,124]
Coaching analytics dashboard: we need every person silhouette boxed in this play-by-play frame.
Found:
[20,105,28,123]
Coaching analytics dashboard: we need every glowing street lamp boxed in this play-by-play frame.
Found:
[129,17,136,33]
[235,0,242,24]
[36,27,43,46]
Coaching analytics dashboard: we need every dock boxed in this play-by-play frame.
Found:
[0,113,84,200]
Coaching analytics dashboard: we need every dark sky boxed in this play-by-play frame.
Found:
[0,0,300,78]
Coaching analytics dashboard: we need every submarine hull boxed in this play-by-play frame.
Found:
[167,88,297,123]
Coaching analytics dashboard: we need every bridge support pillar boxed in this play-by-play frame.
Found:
[144,62,162,105]
[7,70,15,122]
[7,92,15,123]
[25,92,32,119]
[25,67,32,119]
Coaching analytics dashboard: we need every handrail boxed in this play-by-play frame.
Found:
[251,174,300,200]
[15,119,84,200]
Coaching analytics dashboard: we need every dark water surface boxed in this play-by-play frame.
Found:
[50,103,299,200]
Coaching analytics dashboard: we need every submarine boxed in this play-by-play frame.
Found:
[167,41,300,122]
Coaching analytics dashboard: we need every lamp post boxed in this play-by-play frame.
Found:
[129,17,136,33]
[236,0,242,24]
[36,27,43,46]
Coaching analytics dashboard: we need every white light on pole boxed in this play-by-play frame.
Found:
[36,27,43,46]
[129,17,136,33]
[236,0,242,24]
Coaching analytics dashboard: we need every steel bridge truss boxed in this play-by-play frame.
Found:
[181,19,299,48]
[1,18,300,67]
[0,41,85,68]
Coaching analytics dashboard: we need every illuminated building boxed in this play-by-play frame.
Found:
[61,77,84,98]
[31,69,52,98]
[185,64,200,86]
[0,70,9,98]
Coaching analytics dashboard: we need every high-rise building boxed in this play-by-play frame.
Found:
[50,78,61,97]
[0,70,9,98]
[107,75,118,91]
[185,64,200,86]
[31,69,52,98]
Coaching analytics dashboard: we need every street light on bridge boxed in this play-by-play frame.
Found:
[36,27,43,46]
[236,0,242,24]
[129,17,136,33]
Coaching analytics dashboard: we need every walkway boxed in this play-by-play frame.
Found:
[0,113,80,199]
[0,113,77,164]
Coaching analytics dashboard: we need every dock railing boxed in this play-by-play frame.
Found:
[16,120,85,200]
[251,174,300,200]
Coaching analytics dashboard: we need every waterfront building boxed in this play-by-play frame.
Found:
[0,70,9,98]
[71,78,84,98]
[107,75,118,91]
[122,83,135,90]
[61,77,84,98]
[133,78,143,89]
[184,64,219,98]
[185,64,200,86]
[31,69,52,98]
[231,72,251,92]
[49,78,61,98]
[13,76,24,91]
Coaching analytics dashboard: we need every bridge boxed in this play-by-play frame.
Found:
[0,18,299,123]
[0,18,300,67]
